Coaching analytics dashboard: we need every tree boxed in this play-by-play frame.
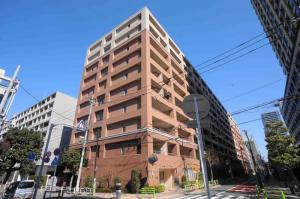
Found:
[130,169,141,193]
[61,149,81,187]
[265,122,300,169]
[0,128,43,184]
[84,175,93,188]
[205,149,219,181]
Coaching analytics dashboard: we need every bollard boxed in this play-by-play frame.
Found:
[263,189,268,199]
[280,191,286,199]
[115,182,122,199]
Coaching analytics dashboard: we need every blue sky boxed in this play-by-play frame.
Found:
[1,1,286,158]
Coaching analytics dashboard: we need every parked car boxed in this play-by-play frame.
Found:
[3,180,35,199]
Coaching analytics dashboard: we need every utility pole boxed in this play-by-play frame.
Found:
[75,97,95,193]
[244,130,263,189]
[194,97,211,199]
[93,129,100,196]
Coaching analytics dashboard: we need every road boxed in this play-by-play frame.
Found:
[174,183,257,199]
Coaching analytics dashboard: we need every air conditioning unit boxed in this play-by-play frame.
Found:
[77,136,84,144]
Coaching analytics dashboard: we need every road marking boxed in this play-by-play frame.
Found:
[175,194,204,199]
[222,196,235,199]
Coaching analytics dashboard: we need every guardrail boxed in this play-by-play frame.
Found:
[256,186,287,199]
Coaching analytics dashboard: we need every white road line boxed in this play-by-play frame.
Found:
[175,194,203,199]
[222,196,235,199]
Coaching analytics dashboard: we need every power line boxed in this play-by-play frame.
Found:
[230,94,298,116]
[222,78,284,103]
[194,17,299,68]
[199,41,275,74]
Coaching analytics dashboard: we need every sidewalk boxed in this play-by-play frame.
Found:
[59,188,186,199]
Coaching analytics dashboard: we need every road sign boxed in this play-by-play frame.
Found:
[54,148,60,156]
[76,120,87,131]
[183,94,210,119]
[46,151,52,157]
[44,157,50,163]
[51,156,59,166]
[27,152,35,161]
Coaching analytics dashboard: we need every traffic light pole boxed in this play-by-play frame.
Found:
[194,97,211,199]
[244,130,263,189]
[75,97,94,193]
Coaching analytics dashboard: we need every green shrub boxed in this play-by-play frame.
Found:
[84,175,93,188]
[130,169,141,193]
[114,176,122,184]
[98,176,105,189]
[154,184,165,193]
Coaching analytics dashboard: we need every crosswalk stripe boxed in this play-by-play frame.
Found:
[175,194,250,199]
[186,195,205,199]
[222,196,235,199]
[175,195,203,199]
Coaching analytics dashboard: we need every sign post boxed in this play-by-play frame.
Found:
[183,94,211,199]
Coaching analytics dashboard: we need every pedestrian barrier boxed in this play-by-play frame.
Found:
[184,180,204,192]
[256,185,286,199]
[140,187,156,199]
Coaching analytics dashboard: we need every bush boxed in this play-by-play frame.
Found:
[141,184,166,193]
[154,184,165,193]
[98,176,105,189]
[84,175,93,188]
[114,176,122,184]
[130,169,141,193]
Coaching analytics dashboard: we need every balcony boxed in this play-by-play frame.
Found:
[152,116,174,135]
[180,145,194,159]
[151,80,172,103]
[178,128,193,142]
[153,138,177,156]
[152,96,173,117]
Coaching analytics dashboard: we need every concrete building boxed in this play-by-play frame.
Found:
[228,115,251,175]
[71,7,242,189]
[251,0,300,145]
[261,111,287,135]
[0,91,77,175]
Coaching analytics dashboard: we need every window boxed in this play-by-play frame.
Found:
[97,95,105,105]
[101,67,108,78]
[95,110,103,121]
[91,145,100,157]
[93,127,102,138]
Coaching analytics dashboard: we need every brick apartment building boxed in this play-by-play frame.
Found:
[70,7,245,189]
[228,115,251,175]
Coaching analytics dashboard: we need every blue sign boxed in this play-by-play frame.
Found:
[51,156,59,166]
[27,152,35,161]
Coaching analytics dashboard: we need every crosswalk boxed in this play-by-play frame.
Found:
[227,184,256,193]
[174,193,250,199]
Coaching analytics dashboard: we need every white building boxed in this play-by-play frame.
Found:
[0,91,77,175]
